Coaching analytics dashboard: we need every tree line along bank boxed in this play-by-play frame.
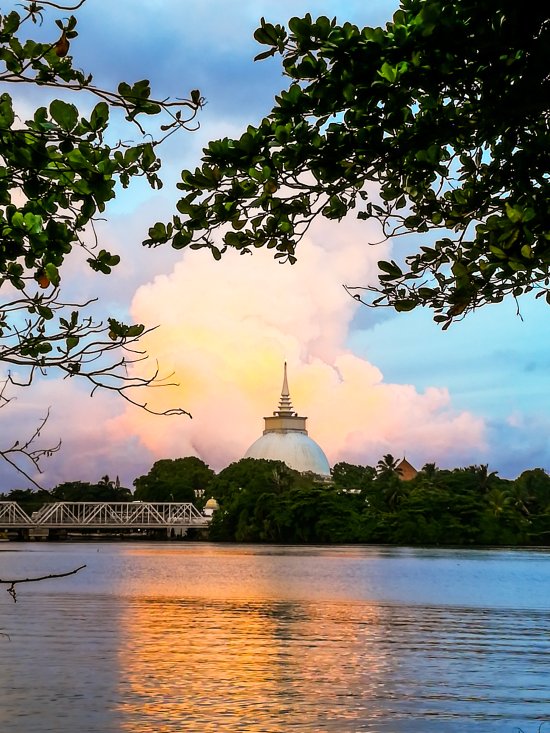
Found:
[2,455,550,546]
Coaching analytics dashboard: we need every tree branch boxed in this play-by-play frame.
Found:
[0,380,62,488]
[0,564,86,602]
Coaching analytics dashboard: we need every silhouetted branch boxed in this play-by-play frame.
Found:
[1,564,86,602]
[0,0,195,488]
[0,380,62,488]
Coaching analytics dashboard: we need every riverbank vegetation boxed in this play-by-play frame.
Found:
[205,458,550,546]
[3,456,550,546]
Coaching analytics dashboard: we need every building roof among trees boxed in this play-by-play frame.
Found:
[397,458,418,481]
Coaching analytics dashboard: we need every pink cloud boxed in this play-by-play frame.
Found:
[108,217,486,473]
[0,378,155,490]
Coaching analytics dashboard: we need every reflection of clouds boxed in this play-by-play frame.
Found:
[3,545,547,731]
[0,593,126,732]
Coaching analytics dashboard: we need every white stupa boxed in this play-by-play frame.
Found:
[244,363,330,476]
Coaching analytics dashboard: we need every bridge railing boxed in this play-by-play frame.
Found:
[0,502,209,529]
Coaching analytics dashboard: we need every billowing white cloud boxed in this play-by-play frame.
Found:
[109,216,486,473]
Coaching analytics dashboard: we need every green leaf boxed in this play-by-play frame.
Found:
[125,324,145,338]
[254,48,276,62]
[394,299,417,312]
[378,62,397,83]
[224,231,243,247]
[36,305,53,319]
[505,202,523,223]
[520,244,533,259]
[44,263,60,286]
[0,93,14,128]
[378,260,402,277]
[11,211,24,228]
[171,229,192,249]
[89,102,109,130]
[49,100,79,131]
[23,212,42,233]
[253,19,281,46]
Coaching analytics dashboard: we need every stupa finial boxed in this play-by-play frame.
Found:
[276,361,294,414]
[282,361,289,395]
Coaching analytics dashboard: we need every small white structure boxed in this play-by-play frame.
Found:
[203,497,219,517]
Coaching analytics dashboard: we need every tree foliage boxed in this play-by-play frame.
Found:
[0,1,202,388]
[148,0,550,326]
[5,454,550,546]
[1,478,131,512]
[0,1,203,479]
[207,457,550,546]
[133,457,214,504]
[52,479,131,501]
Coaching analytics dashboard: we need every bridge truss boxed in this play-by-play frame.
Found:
[0,501,209,531]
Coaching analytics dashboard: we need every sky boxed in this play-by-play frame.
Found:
[2,0,549,490]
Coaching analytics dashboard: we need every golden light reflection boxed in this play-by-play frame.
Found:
[115,593,389,732]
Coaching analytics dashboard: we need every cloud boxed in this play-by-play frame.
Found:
[109,216,486,473]
[0,318,155,491]
[0,377,156,490]
[485,414,550,479]
[13,0,547,486]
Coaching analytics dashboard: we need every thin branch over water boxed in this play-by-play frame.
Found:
[0,564,86,602]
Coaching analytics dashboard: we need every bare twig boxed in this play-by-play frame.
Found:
[0,564,86,602]
[0,380,61,488]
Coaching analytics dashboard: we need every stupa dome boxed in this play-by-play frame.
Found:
[246,431,330,475]
[244,363,330,476]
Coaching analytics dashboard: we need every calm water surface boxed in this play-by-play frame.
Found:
[1,543,550,733]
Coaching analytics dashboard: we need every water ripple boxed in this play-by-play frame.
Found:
[1,543,550,732]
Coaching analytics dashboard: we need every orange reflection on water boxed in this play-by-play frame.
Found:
[115,594,387,733]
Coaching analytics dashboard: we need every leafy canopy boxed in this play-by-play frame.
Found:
[148,0,550,327]
[0,1,202,400]
[133,457,214,503]
[0,0,203,483]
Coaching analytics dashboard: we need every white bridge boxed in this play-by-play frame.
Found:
[0,501,210,534]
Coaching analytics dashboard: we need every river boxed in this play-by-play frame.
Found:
[1,542,549,732]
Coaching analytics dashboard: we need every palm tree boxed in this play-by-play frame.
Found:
[421,463,439,479]
[376,454,399,477]
[486,488,512,517]
[505,482,530,516]
[375,455,408,511]
[383,478,409,511]
[466,464,498,493]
